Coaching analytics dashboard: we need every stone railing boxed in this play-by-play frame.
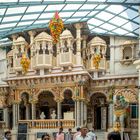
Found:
[18,119,75,129]
[130,119,138,129]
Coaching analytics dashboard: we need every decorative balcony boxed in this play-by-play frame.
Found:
[18,119,75,129]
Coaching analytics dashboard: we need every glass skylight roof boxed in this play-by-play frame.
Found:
[0,0,139,40]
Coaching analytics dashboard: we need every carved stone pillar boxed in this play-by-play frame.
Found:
[57,100,62,127]
[108,103,113,130]
[77,100,80,127]
[74,23,83,65]
[31,101,36,120]
[109,45,115,74]
[83,101,87,125]
[3,107,9,128]
[74,101,77,126]
[80,100,84,126]
[26,104,30,120]
[12,103,16,129]
[28,31,36,45]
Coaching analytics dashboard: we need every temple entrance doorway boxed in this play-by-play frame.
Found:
[37,91,56,119]
[19,92,31,120]
[88,93,108,130]
[62,89,74,119]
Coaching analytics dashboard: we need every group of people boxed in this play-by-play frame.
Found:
[42,126,121,140]
[3,126,121,140]
[42,126,96,140]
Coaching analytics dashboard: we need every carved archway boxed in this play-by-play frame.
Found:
[37,90,57,119]
[61,89,75,119]
[115,89,137,103]
[88,92,108,130]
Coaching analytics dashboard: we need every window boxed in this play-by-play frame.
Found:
[130,103,138,119]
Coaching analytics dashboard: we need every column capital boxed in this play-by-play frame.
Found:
[11,34,18,41]
[30,99,38,104]
[74,23,83,29]
[28,30,36,36]
[82,35,88,40]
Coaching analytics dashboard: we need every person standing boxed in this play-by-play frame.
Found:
[107,131,121,140]
[3,131,11,140]
[56,128,64,140]
[75,126,92,140]
[41,134,50,140]
[65,128,73,140]
[73,127,81,140]
[87,128,96,140]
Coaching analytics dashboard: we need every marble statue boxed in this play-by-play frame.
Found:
[40,112,45,119]
[51,110,56,119]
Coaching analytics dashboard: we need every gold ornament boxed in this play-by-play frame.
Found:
[20,53,30,74]
[93,54,101,69]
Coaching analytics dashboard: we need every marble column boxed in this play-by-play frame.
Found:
[31,102,36,120]
[57,101,62,127]
[12,103,16,129]
[84,102,87,125]
[109,42,115,74]
[108,103,113,130]
[80,101,84,126]
[74,101,77,126]
[74,23,83,65]
[3,107,9,128]
[77,100,80,127]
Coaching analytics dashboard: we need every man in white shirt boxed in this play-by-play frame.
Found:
[3,131,11,140]
[87,129,96,140]
[75,126,92,140]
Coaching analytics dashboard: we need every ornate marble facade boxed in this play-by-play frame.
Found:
[0,22,139,140]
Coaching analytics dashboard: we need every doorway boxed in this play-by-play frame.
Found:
[88,93,108,130]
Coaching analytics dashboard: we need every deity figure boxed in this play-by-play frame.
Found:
[51,110,56,119]
[40,112,45,119]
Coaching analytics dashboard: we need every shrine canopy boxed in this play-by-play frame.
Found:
[0,0,139,44]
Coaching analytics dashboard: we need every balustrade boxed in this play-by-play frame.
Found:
[18,119,75,129]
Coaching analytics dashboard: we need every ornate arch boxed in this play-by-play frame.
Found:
[89,91,107,98]
[115,88,137,103]
[36,89,55,98]
[61,87,74,98]
[19,90,30,102]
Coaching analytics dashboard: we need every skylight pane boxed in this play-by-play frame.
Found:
[73,12,89,17]
[0,9,6,15]
[26,5,46,12]
[66,18,81,22]
[59,12,74,18]
[88,18,104,26]
[22,14,39,20]
[6,7,27,14]
[87,0,106,1]
[17,21,33,26]
[80,4,97,10]
[66,0,85,1]
[0,0,17,2]
[107,0,124,2]
[44,0,64,1]
[3,16,21,22]
[39,13,55,19]
[87,11,98,16]
[100,23,116,30]
[126,33,136,36]
[121,9,138,19]
[133,16,140,23]
[106,5,125,14]
[20,0,41,1]
[92,28,106,33]
[113,28,129,35]
[0,23,17,29]
[45,5,65,11]
[63,4,82,10]
[122,22,139,31]
[95,11,114,20]
[109,17,128,26]
[34,20,49,24]
[95,5,108,10]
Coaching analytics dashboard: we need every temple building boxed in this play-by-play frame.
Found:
[0,1,139,140]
